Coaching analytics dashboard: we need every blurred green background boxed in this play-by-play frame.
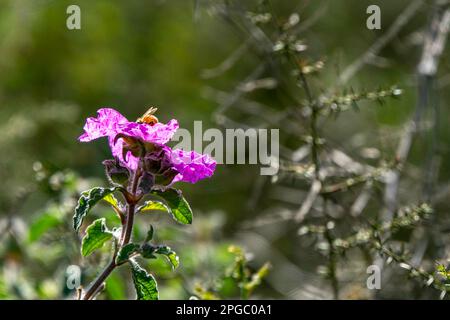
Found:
[0,0,449,299]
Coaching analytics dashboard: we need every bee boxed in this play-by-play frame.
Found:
[136,107,159,125]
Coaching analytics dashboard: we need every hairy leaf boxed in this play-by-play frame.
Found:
[73,187,117,232]
[81,218,113,257]
[102,193,120,210]
[116,243,141,265]
[140,244,179,269]
[130,261,158,300]
[137,200,170,214]
[151,189,193,224]
[155,245,180,269]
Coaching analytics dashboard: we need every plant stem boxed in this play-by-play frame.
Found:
[121,167,141,245]
[299,72,321,179]
[121,203,136,245]
[325,229,339,299]
[81,259,116,300]
[82,167,142,300]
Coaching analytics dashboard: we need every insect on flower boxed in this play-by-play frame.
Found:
[79,107,216,183]
[136,107,159,125]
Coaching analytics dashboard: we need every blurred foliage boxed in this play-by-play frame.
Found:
[0,0,449,299]
[0,164,267,299]
[193,245,271,300]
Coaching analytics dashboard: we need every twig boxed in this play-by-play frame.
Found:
[82,165,143,300]
[384,3,450,222]
[339,0,423,84]
[295,179,321,222]
[201,40,250,79]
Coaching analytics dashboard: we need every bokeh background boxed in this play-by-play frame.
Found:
[0,0,449,299]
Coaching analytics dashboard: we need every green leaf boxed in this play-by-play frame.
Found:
[73,187,117,232]
[137,200,170,214]
[81,218,113,257]
[130,261,158,300]
[105,272,126,300]
[151,189,193,224]
[116,243,141,265]
[28,209,62,243]
[141,243,156,259]
[155,245,180,270]
[140,244,179,269]
[103,193,120,210]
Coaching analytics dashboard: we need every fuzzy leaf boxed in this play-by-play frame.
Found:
[130,261,158,300]
[151,189,193,224]
[155,245,180,269]
[137,201,170,214]
[141,244,179,269]
[81,218,113,257]
[73,187,117,232]
[102,193,120,210]
[116,243,141,265]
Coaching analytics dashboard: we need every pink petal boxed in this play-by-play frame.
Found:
[78,108,128,142]
[169,149,216,184]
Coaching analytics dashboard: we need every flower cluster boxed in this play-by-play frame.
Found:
[79,108,216,187]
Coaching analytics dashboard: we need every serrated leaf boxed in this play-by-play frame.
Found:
[151,189,193,224]
[130,261,158,300]
[137,201,170,214]
[73,187,117,232]
[116,243,141,265]
[155,245,180,269]
[81,218,113,257]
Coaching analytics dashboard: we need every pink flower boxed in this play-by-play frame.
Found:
[79,108,215,184]
[169,149,216,184]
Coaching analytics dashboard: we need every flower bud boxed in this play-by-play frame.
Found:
[154,167,179,187]
[143,147,172,174]
[102,159,130,186]
[138,172,155,195]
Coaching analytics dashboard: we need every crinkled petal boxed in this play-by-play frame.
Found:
[108,119,179,170]
[169,148,216,184]
[107,135,140,170]
[79,108,179,170]
[115,119,178,145]
[78,108,128,142]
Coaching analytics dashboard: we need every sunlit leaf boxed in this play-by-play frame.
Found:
[130,261,158,300]
[102,193,120,210]
[137,201,170,214]
[141,244,179,269]
[151,189,193,224]
[73,187,117,232]
[81,218,113,257]
[154,245,180,269]
[116,243,141,265]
